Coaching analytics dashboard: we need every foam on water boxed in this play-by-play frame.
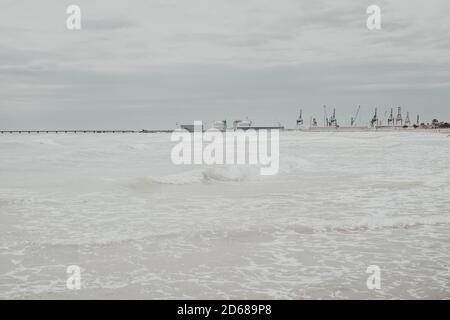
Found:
[0,131,449,299]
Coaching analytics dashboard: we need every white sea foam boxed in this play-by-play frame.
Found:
[0,131,449,299]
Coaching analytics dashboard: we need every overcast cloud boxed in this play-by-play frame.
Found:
[1,0,449,129]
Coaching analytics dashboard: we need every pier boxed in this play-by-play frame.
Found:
[0,130,175,134]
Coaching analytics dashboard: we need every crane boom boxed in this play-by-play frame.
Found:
[351,105,361,126]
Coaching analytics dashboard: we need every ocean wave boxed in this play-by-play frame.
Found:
[125,165,262,189]
[287,216,450,234]
[202,166,261,182]
[147,171,204,185]
[12,215,450,249]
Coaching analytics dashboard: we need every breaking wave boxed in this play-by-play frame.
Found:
[126,165,262,188]
[202,166,261,182]
[14,215,450,248]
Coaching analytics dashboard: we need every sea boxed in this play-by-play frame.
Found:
[0,131,449,299]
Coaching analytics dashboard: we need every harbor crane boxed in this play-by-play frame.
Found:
[405,112,411,125]
[296,109,304,128]
[388,108,395,126]
[323,105,329,127]
[395,107,403,126]
[329,108,338,127]
[370,108,379,127]
[350,105,361,126]
[380,110,388,126]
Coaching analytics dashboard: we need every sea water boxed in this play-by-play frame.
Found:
[0,131,449,299]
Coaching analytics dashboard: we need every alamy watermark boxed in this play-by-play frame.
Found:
[66,5,81,30]
[170,121,279,176]
[366,265,381,290]
[66,265,81,290]
[366,5,381,30]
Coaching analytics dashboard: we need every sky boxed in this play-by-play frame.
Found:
[1,0,450,129]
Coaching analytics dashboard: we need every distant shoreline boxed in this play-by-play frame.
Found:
[1,128,450,134]
[294,127,450,134]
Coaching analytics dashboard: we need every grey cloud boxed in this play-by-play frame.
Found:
[0,46,46,66]
[83,17,136,31]
[1,61,449,128]
[173,31,293,48]
[0,0,449,129]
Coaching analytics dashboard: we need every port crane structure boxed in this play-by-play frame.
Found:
[350,105,361,126]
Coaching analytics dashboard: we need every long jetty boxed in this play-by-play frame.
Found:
[0,130,174,134]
